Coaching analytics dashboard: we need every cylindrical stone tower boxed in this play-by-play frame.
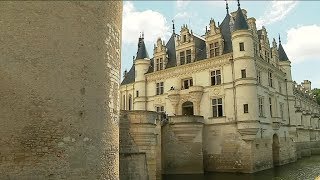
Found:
[0,1,122,179]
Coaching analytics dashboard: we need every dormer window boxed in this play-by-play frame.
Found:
[183,35,187,42]
[156,58,164,71]
[180,51,185,65]
[209,42,219,58]
[186,49,191,63]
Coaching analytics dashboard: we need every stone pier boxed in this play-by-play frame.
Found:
[162,115,204,174]
[0,2,122,179]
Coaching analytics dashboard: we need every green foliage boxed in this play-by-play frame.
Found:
[312,88,320,105]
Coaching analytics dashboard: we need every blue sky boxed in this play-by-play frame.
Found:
[121,1,320,88]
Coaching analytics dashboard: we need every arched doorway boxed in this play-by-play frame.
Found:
[272,134,280,166]
[182,101,194,115]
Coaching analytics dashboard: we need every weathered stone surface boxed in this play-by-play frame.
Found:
[120,111,161,180]
[162,116,204,174]
[0,1,122,179]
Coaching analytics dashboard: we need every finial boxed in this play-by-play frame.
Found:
[225,0,229,14]
[142,32,144,39]
[279,34,281,44]
[237,0,240,8]
[139,32,142,38]
[172,19,175,34]
[205,26,208,33]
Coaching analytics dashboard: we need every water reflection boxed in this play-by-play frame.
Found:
[163,156,320,180]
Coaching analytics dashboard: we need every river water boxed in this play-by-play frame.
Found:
[163,156,320,180]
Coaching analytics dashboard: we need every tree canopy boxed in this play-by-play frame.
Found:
[312,88,320,105]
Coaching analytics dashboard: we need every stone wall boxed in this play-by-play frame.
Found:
[162,116,204,174]
[119,111,161,180]
[203,124,254,173]
[0,2,122,179]
[120,153,148,180]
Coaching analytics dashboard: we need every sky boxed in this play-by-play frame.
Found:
[121,0,320,88]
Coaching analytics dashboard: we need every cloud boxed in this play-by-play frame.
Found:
[205,1,236,8]
[174,12,191,20]
[176,0,190,10]
[283,25,320,63]
[122,2,170,45]
[256,1,298,28]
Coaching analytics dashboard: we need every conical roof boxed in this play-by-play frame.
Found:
[233,8,249,31]
[278,43,289,61]
[219,13,233,53]
[136,36,149,60]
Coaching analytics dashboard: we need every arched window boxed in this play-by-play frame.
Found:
[182,101,194,115]
[128,94,132,110]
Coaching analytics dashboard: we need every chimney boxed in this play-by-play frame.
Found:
[302,80,311,91]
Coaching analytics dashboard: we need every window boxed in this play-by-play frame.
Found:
[278,81,282,93]
[156,82,164,95]
[136,91,139,97]
[156,58,159,71]
[280,103,284,120]
[241,69,246,78]
[268,71,273,87]
[159,58,163,70]
[258,97,264,117]
[209,42,219,58]
[156,58,163,71]
[244,104,249,113]
[128,95,132,110]
[156,106,164,113]
[257,70,261,84]
[186,49,191,63]
[123,95,126,110]
[212,98,223,117]
[183,35,187,42]
[211,70,221,86]
[239,42,245,51]
[180,51,185,65]
[182,78,193,89]
[269,97,272,117]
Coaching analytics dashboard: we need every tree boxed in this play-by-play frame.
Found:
[312,88,320,105]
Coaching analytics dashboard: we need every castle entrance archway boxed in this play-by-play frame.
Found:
[272,134,280,166]
[182,101,194,115]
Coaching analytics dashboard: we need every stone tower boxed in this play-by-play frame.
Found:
[134,35,150,110]
[0,1,122,179]
[231,3,259,140]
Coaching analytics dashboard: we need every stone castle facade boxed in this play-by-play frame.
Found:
[119,2,320,179]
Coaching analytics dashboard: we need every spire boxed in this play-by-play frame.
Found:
[136,34,149,60]
[225,0,229,14]
[232,1,249,31]
[172,19,175,34]
[279,34,282,44]
[277,34,289,61]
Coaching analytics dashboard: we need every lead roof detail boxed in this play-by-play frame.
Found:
[233,7,249,31]
[136,35,149,60]
[278,41,289,61]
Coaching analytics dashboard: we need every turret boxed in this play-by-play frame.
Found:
[231,3,254,59]
[277,35,296,126]
[231,0,259,139]
[278,35,292,81]
[134,34,150,110]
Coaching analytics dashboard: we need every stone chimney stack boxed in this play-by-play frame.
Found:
[302,80,312,91]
